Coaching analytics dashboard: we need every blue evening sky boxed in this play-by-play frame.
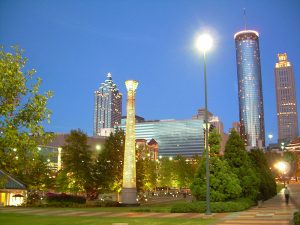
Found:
[1,0,300,145]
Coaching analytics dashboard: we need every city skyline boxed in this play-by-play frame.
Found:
[1,1,300,145]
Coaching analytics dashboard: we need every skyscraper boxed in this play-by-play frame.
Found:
[234,30,265,148]
[275,53,298,142]
[93,73,122,136]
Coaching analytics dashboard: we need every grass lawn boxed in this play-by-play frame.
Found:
[0,213,216,225]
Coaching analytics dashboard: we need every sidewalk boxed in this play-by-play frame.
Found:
[214,184,299,225]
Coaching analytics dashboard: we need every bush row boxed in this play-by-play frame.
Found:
[294,211,300,225]
[46,193,86,204]
[171,198,255,213]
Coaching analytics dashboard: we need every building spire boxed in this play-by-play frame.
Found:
[243,8,247,30]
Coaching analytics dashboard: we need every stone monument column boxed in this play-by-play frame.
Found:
[121,80,138,205]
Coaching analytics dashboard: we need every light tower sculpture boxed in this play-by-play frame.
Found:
[121,80,138,205]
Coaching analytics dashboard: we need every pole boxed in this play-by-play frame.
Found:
[204,51,211,215]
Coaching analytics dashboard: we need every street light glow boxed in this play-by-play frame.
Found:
[196,34,213,52]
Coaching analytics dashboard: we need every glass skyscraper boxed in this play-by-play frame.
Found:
[275,53,298,142]
[94,73,122,136]
[234,30,265,148]
[120,119,204,157]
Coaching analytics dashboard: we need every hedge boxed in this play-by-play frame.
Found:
[171,198,255,213]
[294,211,300,225]
[46,193,86,204]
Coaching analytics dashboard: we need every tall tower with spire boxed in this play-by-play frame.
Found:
[234,29,265,149]
[93,73,122,136]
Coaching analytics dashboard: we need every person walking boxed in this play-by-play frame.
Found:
[284,186,290,205]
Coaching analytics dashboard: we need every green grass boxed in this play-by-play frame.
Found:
[0,213,216,225]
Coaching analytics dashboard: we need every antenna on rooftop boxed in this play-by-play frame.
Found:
[243,8,247,30]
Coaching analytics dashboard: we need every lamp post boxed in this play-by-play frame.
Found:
[196,33,213,215]
[275,161,289,185]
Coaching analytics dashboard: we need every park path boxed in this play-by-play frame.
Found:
[214,183,299,225]
[0,184,299,224]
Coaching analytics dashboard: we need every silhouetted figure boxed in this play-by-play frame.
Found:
[284,186,290,205]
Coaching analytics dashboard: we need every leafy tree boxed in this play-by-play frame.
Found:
[191,129,242,201]
[173,155,198,189]
[94,128,125,195]
[265,150,282,176]
[224,129,259,200]
[283,151,298,177]
[158,157,175,189]
[136,146,157,193]
[0,46,53,189]
[61,129,95,198]
[249,149,276,200]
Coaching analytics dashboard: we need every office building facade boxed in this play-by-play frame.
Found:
[234,30,265,148]
[120,119,204,157]
[275,53,298,142]
[94,73,122,136]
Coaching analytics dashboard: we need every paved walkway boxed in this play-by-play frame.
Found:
[0,184,299,224]
[214,183,299,225]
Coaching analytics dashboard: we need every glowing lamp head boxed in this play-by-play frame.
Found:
[125,80,138,91]
[196,34,213,52]
[268,134,273,139]
[275,161,290,173]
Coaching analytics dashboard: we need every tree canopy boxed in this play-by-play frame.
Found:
[0,46,53,189]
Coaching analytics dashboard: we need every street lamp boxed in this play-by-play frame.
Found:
[196,33,213,215]
[274,161,290,185]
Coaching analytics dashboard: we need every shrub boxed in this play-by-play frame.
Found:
[46,193,86,205]
[85,199,120,207]
[294,211,300,225]
[171,198,255,213]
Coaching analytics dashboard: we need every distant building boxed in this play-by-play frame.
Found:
[193,108,227,154]
[285,137,300,153]
[136,138,158,161]
[234,30,265,148]
[121,115,145,125]
[192,108,213,120]
[232,122,241,134]
[275,53,298,143]
[39,133,107,171]
[93,73,122,136]
[120,118,204,157]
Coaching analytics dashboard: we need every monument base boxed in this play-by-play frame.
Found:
[121,188,137,206]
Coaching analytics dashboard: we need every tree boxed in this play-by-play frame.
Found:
[61,129,94,198]
[191,129,242,201]
[136,145,157,193]
[173,155,198,189]
[158,157,175,189]
[249,149,277,200]
[283,151,298,177]
[224,129,259,200]
[94,128,125,195]
[0,46,53,189]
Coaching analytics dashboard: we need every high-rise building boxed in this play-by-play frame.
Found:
[234,30,265,148]
[275,53,298,142]
[93,73,122,136]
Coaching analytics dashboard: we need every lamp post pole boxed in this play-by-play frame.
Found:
[196,33,212,215]
[203,50,211,215]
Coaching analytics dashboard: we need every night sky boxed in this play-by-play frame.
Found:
[1,0,300,145]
